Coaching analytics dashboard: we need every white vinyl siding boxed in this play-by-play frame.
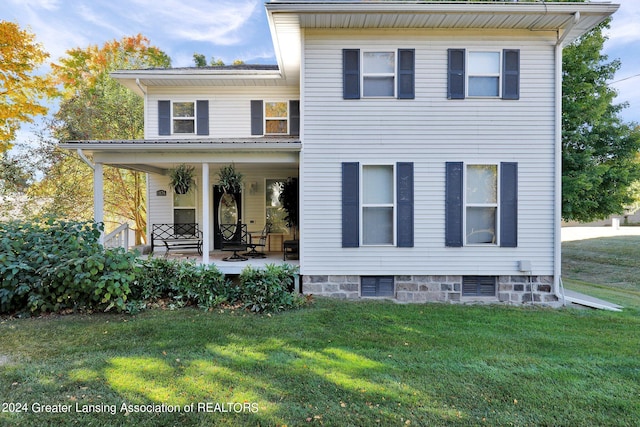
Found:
[145,87,299,139]
[300,28,557,277]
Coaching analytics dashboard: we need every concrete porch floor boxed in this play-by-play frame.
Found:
[158,250,299,275]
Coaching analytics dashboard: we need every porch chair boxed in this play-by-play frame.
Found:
[245,224,270,258]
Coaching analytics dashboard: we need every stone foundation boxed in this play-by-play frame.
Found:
[302,275,558,305]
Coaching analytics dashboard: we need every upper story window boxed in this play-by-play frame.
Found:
[158,100,209,136]
[343,49,415,100]
[468,52,500,97]
[173,102,195,133]
[363,52,395,97]
[265,102,289,135]
[251,100,300,136]
[448,49,520,100]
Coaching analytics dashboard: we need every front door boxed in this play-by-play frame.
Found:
[213,186,242,249]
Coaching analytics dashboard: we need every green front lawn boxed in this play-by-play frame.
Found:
[1,235,639,426]
[2,297,638,426]
[562,235,640,310]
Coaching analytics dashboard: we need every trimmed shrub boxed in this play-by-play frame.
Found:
[238,263,303,313]
[129,257,181,302]
[131,257,232,310]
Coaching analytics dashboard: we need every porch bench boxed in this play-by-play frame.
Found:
[151,223,203,256]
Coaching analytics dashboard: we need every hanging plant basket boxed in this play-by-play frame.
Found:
[217,163,243,194]
[169,164,195,195]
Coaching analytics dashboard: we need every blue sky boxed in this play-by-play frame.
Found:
[3,0,640,129]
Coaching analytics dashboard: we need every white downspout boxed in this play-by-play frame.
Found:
[553,13,579,305]
[76,148,94,171]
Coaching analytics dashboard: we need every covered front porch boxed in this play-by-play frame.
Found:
[159,249,299,275]
[62,138,301,266]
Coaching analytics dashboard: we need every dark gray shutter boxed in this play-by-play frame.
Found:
[502,49,520,100]
[251,100,263,135]
[500,162,518,247]
[196,100,209,135]
[447,49,465,100]
[343,49,360,99]
[342,162,359,248]
[445,162,464,247]
[289,100,300,136]
[397,49,415,99]
[158,100,171,135]
[397,162,414,247]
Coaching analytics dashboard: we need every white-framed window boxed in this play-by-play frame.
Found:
[173,187,197,235]
[362,164,395,245]
[362,51,396,97]
[265,179,288,233]
[467,51,501,97]
[465,164,498,245]
[264,101,289,135]
[172,101,196,134]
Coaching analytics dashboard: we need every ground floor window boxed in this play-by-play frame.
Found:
[173,189,196,235]
[361,276,395,297]
[462,276,496,297]
[362,164,395,245]
[266,179,288,232]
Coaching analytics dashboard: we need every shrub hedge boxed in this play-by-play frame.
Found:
[1,218,304,315]
[0,218,136,314]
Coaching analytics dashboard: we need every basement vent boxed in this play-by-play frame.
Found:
[462,276,497,297]
[361,276,395,297]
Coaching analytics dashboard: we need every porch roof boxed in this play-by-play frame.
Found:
[60,137,301,153]
[60,137,301,174]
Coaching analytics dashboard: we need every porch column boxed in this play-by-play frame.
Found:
[202,163,210,263]
[94,162,105,244]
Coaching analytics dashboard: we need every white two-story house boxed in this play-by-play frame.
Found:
[63,1,618,304]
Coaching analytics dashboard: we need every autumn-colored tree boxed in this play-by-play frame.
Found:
[0,21,57,153]
[29,35,170,244]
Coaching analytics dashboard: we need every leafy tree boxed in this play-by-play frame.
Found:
[193,53,245,67]
[562,21,640,222]
[28,35,170,244]
[0,21,57,153]
[0,151,31,194]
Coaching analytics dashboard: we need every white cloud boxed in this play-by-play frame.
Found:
[7,0,60,11]
[126,0,261,46]
[605,0,640,47]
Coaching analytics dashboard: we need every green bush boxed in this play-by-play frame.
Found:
[130,256,181,302]
[176,262,232,309]
[0,218,136,314]
[238,263,303,313]
[131,257,232,310]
